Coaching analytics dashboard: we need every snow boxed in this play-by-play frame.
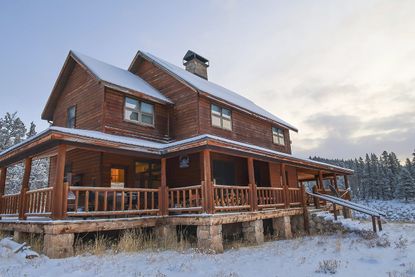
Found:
[353,200,415,222]
[140,51,298,132]
[0,126,352,174]
[70,51,173,104]
[1,221,415,276]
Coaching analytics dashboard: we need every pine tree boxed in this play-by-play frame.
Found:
[26,122,37,138]
[397,168,415,202]
[0,112,26,150]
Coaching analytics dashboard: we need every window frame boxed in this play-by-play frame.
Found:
[211,104,232,131]
[123,97,155,127]
[272,126,285,146]
[66,105,76,128]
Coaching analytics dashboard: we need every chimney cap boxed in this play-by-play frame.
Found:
[183,50,209,66]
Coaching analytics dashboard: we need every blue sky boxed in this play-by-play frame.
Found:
[0,0,414,160]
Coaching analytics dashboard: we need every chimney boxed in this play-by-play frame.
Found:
[183,50,209,80]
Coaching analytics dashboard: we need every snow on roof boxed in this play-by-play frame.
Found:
[71,51,172,104]
[0,127,350,173]
[139,51,298,132]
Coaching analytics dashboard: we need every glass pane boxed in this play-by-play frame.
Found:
[111,168,125,188]
[135,162,150,174]
[211,104,221,115]
[125,110,139,121]
[141,102,154,114]
[212,115,221,127]
[272,127,278,135]
[125,97,139,110]
[141,113,153,125]
[273,135,278,144]
[222,119,232,130]
[68,106,76,117]
[222,108,231,119]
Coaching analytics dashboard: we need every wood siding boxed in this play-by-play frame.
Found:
[198,96,292,153]
[52,63,104,130]
[166,153,201,188]
[102,88,170,141]
[132,59,199,140]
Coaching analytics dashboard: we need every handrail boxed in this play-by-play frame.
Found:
[307,191,383,232]
[168,185,203,213]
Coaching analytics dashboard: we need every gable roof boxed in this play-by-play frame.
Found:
[131,51,298,132]
[42,51,172,120]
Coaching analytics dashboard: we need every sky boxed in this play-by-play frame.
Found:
[0,0,414,161]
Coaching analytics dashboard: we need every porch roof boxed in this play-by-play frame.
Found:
[0,127,353,174]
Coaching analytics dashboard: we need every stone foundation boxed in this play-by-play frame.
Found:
[242,219,264,244]
[309,213,348,235]
[154,225,177,248]
[13,231,24,242]
[197,224,223,253]
[43,233,74,259]
[272,216,292,239]
[290,215,305,235]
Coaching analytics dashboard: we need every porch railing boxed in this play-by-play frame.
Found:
[287,187,302,206]
[0,193,20,216]
[168,185,203,213]
[257,187,285,209]
[67,186,160,217]
[25,187,53,216]
[213,185,251,211]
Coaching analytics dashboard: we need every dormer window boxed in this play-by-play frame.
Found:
[272,127,285,145]
[66,106,76,128]
[124,97,154,126]
[211,104,232,130]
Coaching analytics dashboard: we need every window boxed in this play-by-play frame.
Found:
[135,161,161,188]
[272,127,285,145]
[67,106,76,128]
[211,104,232,130]
[110,168,125,188]
[124,97,154,126]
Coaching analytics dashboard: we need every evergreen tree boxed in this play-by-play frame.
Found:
[0,112,26,150]
[397,168,415,202]
[26,122,37,138]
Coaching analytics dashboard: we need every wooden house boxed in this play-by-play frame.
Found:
[0,50,353,258]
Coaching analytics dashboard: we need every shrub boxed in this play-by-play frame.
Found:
[316,259,341,274]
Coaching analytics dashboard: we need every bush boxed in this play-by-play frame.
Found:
[316,259,341,274]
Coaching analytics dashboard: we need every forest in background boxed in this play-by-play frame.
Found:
[312,150,415,201]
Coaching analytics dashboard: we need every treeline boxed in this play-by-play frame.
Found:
[311,150,415,201]
[0,112,49,194]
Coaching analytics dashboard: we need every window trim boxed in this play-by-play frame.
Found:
[66,105,76,128]
[211,104,232,131]
[272,126,285,146]
[123,97,155,127]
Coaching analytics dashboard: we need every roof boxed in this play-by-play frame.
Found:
[70,51,172,104]
[133,51,298,132]
[0,127,352,174]
[42,51,173,121]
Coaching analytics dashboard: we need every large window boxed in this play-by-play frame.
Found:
[135,161,161,188]
[211,104,232,130]
[111,168,125,188]
[272,127,285,145]
[124,97,154,126]
[66,106,76,128]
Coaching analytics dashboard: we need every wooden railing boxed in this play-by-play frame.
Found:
[25,187,53,216]
[257,187,285,209]
[168,185,203,213]
[288,187,302,206]
[67,186,160,216]
[213,185,251,211]
[0,193,20,216]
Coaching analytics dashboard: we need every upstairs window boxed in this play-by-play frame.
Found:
[66,106,76,128]
[124,97,154,126]
[211,104,232,130]
[272,127,285,145]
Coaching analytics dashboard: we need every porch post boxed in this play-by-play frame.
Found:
[201,150,214,214]
[281,163,289,208]
[343,175,352,218]
[247,157,257,211]
[300,182,310,234]
[0,167,7,196]
[160,157,168,216]
[312,176,320,209]
[51,144,67,220]
[344,175,351,199]
[333,173,338,191]
[18,158,32,220]
[318,171,324,190]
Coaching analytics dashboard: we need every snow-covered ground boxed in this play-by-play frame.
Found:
[354,199,415,222]
[1,221,415,277]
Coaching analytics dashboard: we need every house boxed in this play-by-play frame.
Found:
[0,50,353,258]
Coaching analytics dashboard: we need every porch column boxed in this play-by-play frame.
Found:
[51,144,67,220]
[318,171,324,190]
[281,163,289,208]
[0,167,7,195]
[343,175,352,218]
[333,173,339,191]
[247,157,257,211]
[18,158,32,220]
[201,150,214,214]
[160,158,168,216]
[300,183,310,234]
[312,177,321,209]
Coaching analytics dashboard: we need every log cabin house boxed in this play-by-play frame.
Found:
[0,50,353,258]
